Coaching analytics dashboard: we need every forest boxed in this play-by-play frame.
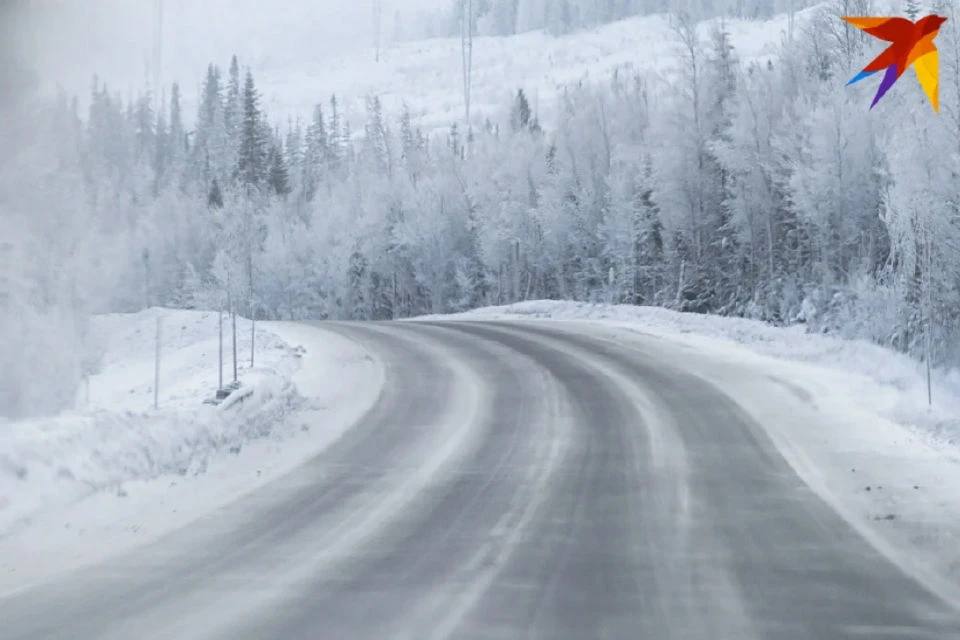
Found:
[2,0,959,419]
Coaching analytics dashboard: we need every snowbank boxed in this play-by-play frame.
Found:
[0,308,299,537]
[420,301,960,597]
[0,310,385,592]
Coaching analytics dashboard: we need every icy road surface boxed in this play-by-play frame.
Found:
[2,321,959,639]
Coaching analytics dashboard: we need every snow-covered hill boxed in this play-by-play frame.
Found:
[37,4,818,136]
[244,9,801,134]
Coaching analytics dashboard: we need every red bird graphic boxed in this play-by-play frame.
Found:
[843,14,948,111]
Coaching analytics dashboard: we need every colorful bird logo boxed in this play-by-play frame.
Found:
[842,14,948,112]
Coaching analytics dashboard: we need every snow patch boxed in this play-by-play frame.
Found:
[0,311,384,594]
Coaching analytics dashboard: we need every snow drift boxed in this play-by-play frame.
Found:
[0,308,304,538]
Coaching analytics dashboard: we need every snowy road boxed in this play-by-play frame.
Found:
[2,321,959,639]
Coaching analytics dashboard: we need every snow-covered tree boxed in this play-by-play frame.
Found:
[235,68,267,192]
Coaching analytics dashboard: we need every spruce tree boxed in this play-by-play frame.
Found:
[169,82,185,158]
[285,117,303,176]
[208,176,224,209]
[192,64,223,182]
[904,0,919,20]
[224,55,242,171]
[511,89,531,131]
[134,89,155,163]
[225,55,241,134]
[153,93,167,193]
[268,141,290,197]
[301,103,327,200]
[236,68,267,191]
[327,95,341,168]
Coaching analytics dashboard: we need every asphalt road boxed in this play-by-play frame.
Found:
[2,320,959,639]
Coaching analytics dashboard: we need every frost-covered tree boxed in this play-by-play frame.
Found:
[16,2,960,417]
[235,68,267,192]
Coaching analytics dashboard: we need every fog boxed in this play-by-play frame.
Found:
[11,0,448,106]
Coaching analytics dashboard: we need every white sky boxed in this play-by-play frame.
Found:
[9,0,449,103]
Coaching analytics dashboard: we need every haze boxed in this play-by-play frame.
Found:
[5,0,447,105]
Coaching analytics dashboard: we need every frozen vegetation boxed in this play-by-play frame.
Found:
[4,0,960,596]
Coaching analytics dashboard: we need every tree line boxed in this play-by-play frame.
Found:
[3,0,959,419]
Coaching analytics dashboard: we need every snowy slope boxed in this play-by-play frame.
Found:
[255,10,797,134]
[39,4,809,136]
[0,310,385,592]
[417,301,960,597]
[0,308,294,538]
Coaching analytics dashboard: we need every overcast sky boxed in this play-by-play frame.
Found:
[5,0,448,104]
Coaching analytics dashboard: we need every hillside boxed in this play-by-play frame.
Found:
[235,9,806,135]
[28,3,810,135]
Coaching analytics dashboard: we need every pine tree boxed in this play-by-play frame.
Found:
[268,141,291,197]
[168,82,185,159]
[511,89,531,131]
[285,117,303,175]
[224,55,243,174]
[192,64,224,183]
[342,120,355,165]
[348,244,369,319]
[327,95,342,169]
[282,117,303,198]
[153,92,168,193]
[302,104,327,201]
[236,68,267,191]
[225,55,242,135]
[134,88,155,163]
[208,176,224,209]
[450,121,461,157]
[399,104,424,185]
[904,0,919,20]
[364,95,390,175]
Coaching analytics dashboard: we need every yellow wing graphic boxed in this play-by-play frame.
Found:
[913,48,940,112]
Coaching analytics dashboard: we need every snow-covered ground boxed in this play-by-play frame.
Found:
[46,5,807,136]
[7,300,960,601]
[255,9,795,135]
[418,301,960,600]
[0,309,384,594]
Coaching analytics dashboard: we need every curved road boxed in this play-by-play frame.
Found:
[2,321,959,639]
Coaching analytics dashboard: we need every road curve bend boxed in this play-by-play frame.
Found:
[1,320,958,640]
